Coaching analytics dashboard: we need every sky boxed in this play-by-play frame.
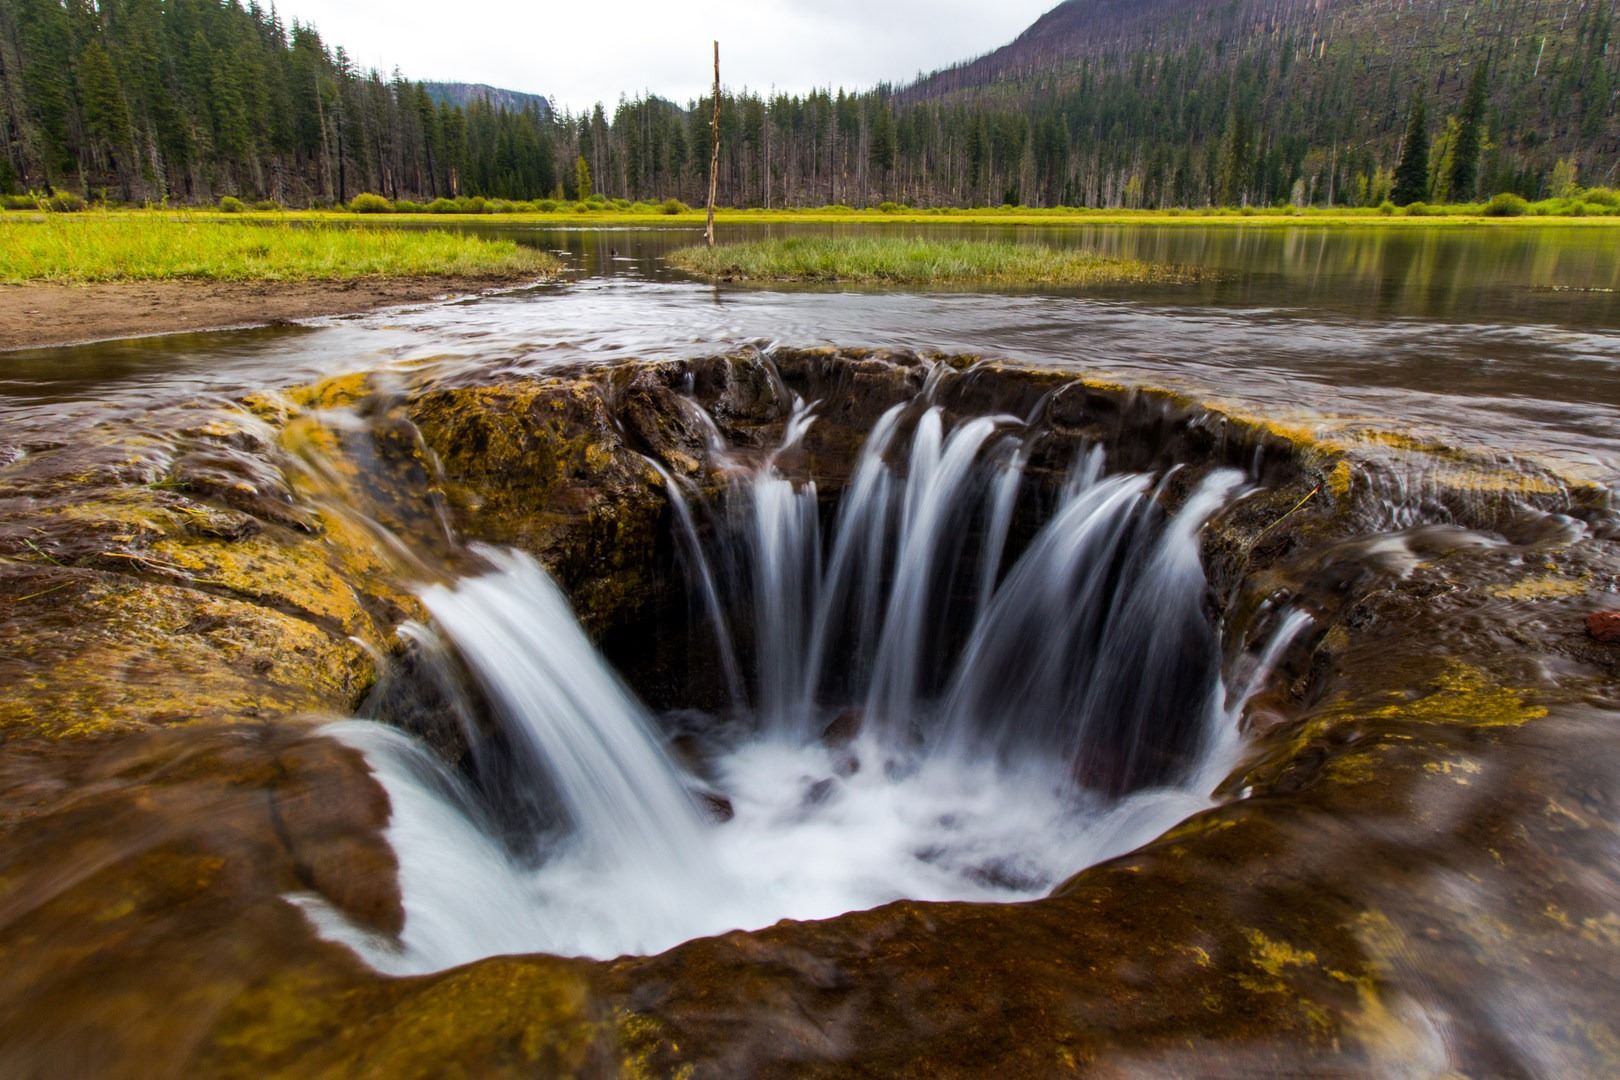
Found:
[274,0,1057,114]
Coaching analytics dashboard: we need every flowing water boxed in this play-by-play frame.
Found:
[299,385,1303,968]
[4,224,1619,478]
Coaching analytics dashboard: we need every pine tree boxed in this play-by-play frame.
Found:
[1391,95,1428,205]
[1449,63,1488,202]
[574,154,591,201]
[77,40,134,193]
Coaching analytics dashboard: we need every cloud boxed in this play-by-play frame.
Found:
[273,0,1053,112]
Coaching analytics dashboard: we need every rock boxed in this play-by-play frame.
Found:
[820,707,863,746]
[802,777,838,807]
[694,789,734,823]
[1587,610,1620,643]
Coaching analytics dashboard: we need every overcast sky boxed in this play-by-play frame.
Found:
[274,0,1056,114]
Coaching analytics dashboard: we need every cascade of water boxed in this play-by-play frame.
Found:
[683,397,1246,787]
[976,444,1026,618]
[935,473,1156,765]
[800,401,908,713]
[648,460,747,708]
[417,545,714,879]
[864,412,1005,733]
[304,386,1298,970]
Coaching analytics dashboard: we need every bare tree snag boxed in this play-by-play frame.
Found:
[706,41,720,247]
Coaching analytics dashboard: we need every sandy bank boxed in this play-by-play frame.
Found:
[0,274,543,351]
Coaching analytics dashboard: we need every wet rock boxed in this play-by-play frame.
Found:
[963,857,1048,893]
[694,789,735,823]
[1587,610,1620,643]
[819,707,863,746]
[271,738,404,935]
[1242,689,1294,734]
[802,777,838,807]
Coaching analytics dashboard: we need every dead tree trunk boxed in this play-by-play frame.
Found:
[705,41,720,247]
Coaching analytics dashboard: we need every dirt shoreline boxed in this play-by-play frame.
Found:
[0,274,545,351]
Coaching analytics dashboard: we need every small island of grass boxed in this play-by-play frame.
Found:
[667,237,1194,286]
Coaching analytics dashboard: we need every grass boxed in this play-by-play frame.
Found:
[0,214,559,284]
[10,200,1620,231]
[666,236,1195,285]
[151,205,1620,228]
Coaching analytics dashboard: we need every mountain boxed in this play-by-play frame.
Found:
[901,0,1618,202]
[423,82,552,118]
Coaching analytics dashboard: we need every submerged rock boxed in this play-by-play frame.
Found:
[1587,610,1620,642]
[819,707,863,746]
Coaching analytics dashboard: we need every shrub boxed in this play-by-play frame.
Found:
[48,191,87,212]
[1404,201,1433,217]
[535,199,561,212]
[1581,186,1619,208]
[1483,192,1529,217]
[610,197,632,210]
[572,201,591,213]
[426,198,459,214]
[660,198,689,215]
[252,199,282,212]
[349,192,392,213]
[462,196,488,214]
[392,199,423,213]
[217,195,246,213]
[585,193,608,207]
[1377,200,1396,216]
[876,201,904,214]
[823,204,854,214]
[1,193,39,210]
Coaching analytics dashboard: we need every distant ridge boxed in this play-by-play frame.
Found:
[424,82,553,117]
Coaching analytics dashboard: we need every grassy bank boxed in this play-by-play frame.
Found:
[668,236,1194,285]
[10,197,1620,231]
[0,215,558,284]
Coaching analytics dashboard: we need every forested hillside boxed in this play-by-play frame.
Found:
[904,0,1620,207]
[0,0,560,205]
[1,0,1615,209]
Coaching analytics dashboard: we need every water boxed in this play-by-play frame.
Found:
[4,224,1619,481]
[302,391,1296,968]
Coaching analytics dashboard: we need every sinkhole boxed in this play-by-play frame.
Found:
[301,358,1319,971]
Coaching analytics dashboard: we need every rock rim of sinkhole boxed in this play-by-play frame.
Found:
[0,348,1616,1076]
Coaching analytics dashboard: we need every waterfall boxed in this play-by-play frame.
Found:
[300,391,1306,971]
[417,546,715,879]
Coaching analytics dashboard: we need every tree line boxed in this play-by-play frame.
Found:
[1,0,1614,209]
